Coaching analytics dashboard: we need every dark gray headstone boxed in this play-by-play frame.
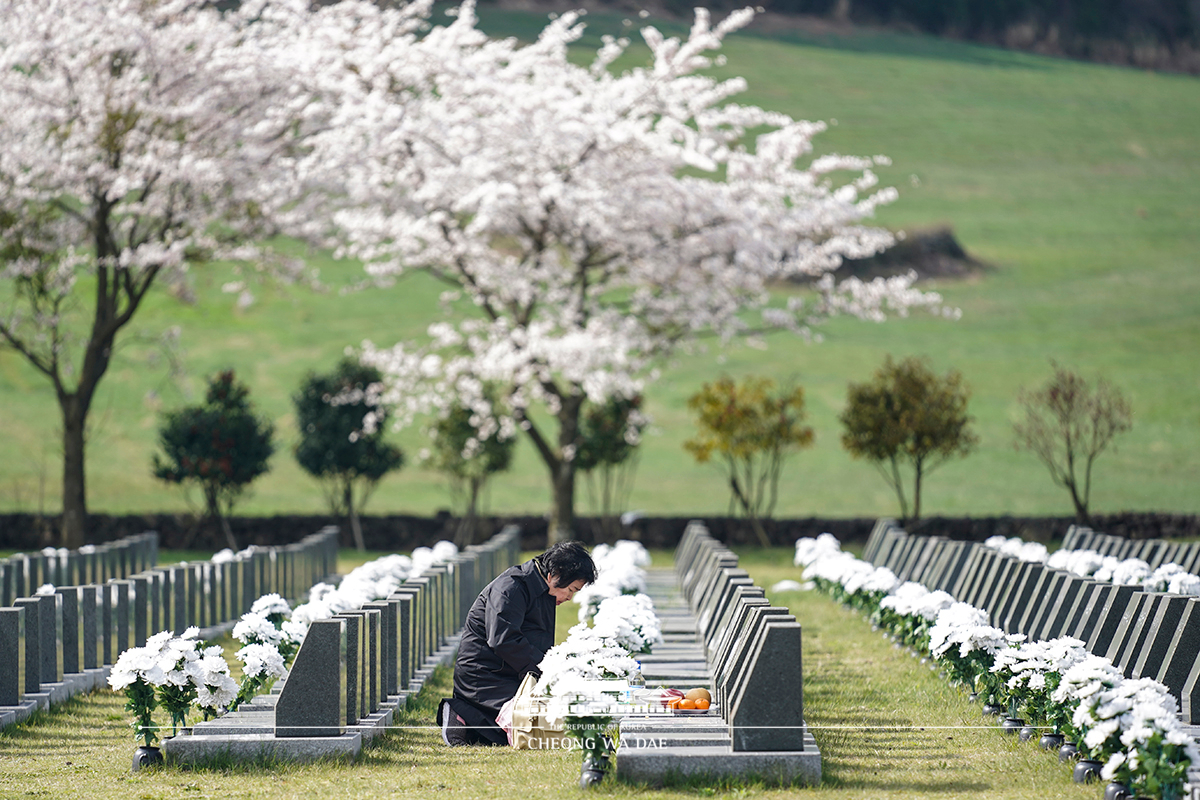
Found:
[991,561,1031,630]
[1061,580,1102,639]
[114,581,131,657]
[1085,584,1139,656]
[101,582,115,665]
[1184,650,1200,724]
[1040,574,1087,641]
[1104,591,1153,670]
[1015,565,1054,635]
[1,561,13,607]
[172,567,188,635]
[274,618,348,737]
[729,618,805,751]
[133,577,149,647]
[0,606,26,705]
[1158,599,1200,710]
[56,587,82,675]
[81,586,99,670]
[1026,571,1068,640]
[396,590,415,691]
[716,604,789,711]
[1130,594,1190,681]
[15,598,41,693]
[339,612,363,726]
[38,593,63,684]
[1000,562,1044,634]
[365,600,398,699]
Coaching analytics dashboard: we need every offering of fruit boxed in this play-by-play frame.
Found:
[684,688,712,704]
[678,698,696,709]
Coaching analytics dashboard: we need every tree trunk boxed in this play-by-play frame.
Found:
[549,459,577,545]
[60,397,88,550]
[346,481,365,552]
[545,394,585,545]
[203,483,238,551]
[912,461,923,522]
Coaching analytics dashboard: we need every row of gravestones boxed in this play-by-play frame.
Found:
[862,520,1200,723]
[1060,526,1200,573]
[266,525,524,739]
[0,527,340,727]
[616,521,820,786]
[0,533,157,608]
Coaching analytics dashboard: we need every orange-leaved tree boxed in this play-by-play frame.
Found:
[685,376,814,546]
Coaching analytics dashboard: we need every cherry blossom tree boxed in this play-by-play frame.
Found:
[0,0,317,546]
[308,1,951,543]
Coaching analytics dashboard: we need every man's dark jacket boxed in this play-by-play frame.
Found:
[450,559,555,743]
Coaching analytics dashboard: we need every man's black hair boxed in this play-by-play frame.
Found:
[535,541,597,587]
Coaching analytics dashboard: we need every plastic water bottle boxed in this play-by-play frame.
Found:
[629,661,645,695]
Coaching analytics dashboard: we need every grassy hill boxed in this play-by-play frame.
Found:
[1,9,1198,521]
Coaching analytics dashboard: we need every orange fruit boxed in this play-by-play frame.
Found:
[694,698,710,710]
[678,698,696,709]
[667,698,682,709]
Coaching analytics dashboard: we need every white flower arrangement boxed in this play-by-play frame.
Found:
[591,593,662,654]
[192,645,238,719]
[236,642,288,681]
[983,535,1049,564]
[793,533,842,567]
[574,540,650,622]
[249,593,291,618]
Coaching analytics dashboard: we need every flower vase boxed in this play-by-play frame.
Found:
[1000,717,1025,735]
[132,745,163,772]
[1018,725,1037,742]
[1072,758,1103,783]
[579,752,610,789]
[1058,741,1080,763]
[1103,781,1131,800]
[981,702,1004,716]
[1039,733,1064,751]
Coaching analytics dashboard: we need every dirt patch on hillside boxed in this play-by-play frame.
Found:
[838,225,991,282]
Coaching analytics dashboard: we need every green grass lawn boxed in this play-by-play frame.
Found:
[0,550,1102,799]
[1,11,1198,523]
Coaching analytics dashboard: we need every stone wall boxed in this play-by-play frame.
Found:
[1,511,1196,552]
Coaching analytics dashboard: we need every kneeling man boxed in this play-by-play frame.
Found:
[440,541,596,745]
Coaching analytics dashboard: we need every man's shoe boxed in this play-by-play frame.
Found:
[439,699,470,746]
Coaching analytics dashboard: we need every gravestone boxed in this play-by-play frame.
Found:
[1026,571,1068,639]
[1104,591,1152,670]
[364,600,398,699]
[81,586,99,670]
[114,581,131,656]
[1039,574,1085,640]
[274,618,348,737]
[335,612,364,725]
[991,561,1031,630]
[1085,584,1139,656]
[14,598,42,694]
[1015,565,1054,635]
[1130,594,1190,680]
[393,591,414,691]
[0,606,26,705]
[1061,580,1102,640]
[37,593,63,686]
[999,561,1043,633]
[1156,599,1200,711]
[172,566,188,635]
[133,576,149,647]
[728,618,805,751]
[56,587,82,675]
[715,605,790,711]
